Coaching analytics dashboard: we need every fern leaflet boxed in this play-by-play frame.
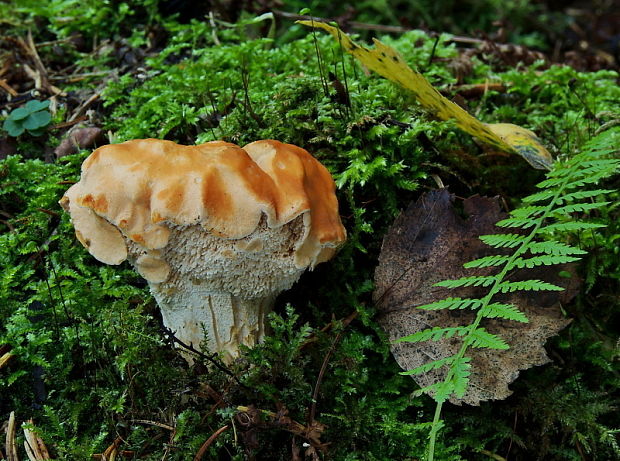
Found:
[512,255,581,268]
[396,326,468,343]
[434,276,496,288]
[463,255,511,268]
[540,221,606,233]
[551,201,610,215]
[496,217,538,228]
[527,240,587,255]
[498,280,564,292]
[416,297,483,311]
[479,303,529,322]
[400,355,457,375]
[467,328,509,349]
[555,189,615,204]
[479,233,528,248]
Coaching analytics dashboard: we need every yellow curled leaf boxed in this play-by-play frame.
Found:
[298,20,553,170]
[485,123,553,170]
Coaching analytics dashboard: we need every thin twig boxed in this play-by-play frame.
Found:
[193,425,229,461]
[478,449,507,461]
[68,91,101,122]
[131,419,174,431]
[0,79,17,97]
[50,115,89,130]
[160,326,249,390]
[307,312,357,425]
[49,70,112,82]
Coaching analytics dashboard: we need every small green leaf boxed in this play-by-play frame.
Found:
[23,111,52,130]
[3,118,25,137]
[26,127,47,137]
[412,382,453,402]
[8,107,29,121]
[24,99,50,112]
[451,357,472,398]
[509,205,546,219]
[523,189,554,203]
[556,189,616,204]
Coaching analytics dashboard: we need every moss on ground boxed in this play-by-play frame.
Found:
[1,2,619,459]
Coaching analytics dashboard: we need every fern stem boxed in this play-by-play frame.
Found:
[427,400,444,461]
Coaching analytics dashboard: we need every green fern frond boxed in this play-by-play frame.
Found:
[396,326,468,343]
[479,233,528,248]
[556,189,616,204]
[522,189,555,203]
[512,254,581,268]
[548,159,619,177]
[434,276,496,288]
[400,355,457,375]
[467,328,509,349]
[463,255,511,269]
[509,205,547,219]
[568,159,620,175]
[400,127,619,460]
[563,170,618,190]
[551,201,610,215]
[535,176,566,188]
[498,280,564,293]
[528,240,587,255]
[479,303,529,322]
[413,381,454,403]
[416,297,483,311]
[412,364,471,401]
[451,357,472,398]
[540,221,606,233]
[496,217,538,228]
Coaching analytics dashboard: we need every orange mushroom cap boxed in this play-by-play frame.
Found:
[60,139,346,274]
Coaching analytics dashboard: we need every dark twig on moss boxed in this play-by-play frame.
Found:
[307,312,357,425]
[160,325,248,389]
[193,425,230,461]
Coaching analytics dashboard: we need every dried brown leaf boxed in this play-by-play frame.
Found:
[374,189,577,405]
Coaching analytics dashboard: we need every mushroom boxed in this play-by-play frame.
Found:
[60,139,346,362]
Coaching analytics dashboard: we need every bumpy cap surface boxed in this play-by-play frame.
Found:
[59,139,346,281]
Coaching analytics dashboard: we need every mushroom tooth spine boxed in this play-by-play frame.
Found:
[141,216,308,362]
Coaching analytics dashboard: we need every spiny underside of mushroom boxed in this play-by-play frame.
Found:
[60,139,346,362]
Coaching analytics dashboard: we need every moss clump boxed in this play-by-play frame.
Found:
[1,6,619,460]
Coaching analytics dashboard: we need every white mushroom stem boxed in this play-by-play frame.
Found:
[128,218,307,363]
[155,290,275,363]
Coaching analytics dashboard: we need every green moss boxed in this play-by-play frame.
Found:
[1,8,619,461]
